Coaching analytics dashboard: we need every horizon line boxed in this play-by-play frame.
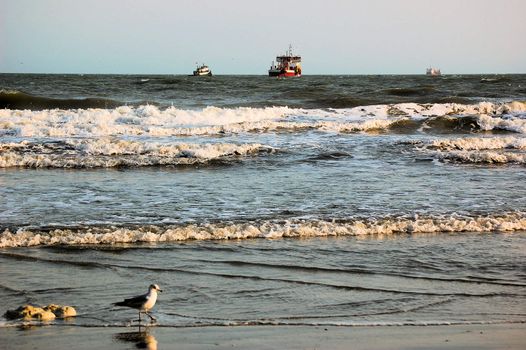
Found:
[2,72,525,76]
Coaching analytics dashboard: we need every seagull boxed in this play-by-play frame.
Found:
[114,284,163,322]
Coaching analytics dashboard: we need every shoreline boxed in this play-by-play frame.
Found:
[1,323,525,350]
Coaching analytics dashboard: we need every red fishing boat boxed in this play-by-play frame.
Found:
[268,45,302,77]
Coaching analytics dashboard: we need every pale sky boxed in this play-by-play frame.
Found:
[1,0,525,74]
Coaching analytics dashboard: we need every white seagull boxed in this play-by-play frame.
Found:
[114,284,163,322]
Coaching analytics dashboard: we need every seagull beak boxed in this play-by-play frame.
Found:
[158,288,163,292]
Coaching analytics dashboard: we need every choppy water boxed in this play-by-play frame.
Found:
[0,74,525,328]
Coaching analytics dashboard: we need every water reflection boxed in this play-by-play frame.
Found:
[114,327,158,350]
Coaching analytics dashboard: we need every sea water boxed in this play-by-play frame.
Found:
[0,74,525,328]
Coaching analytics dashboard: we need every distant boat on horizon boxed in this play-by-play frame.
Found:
[426,67,441,76]
[192,63,212,76]
[268,45,302,78]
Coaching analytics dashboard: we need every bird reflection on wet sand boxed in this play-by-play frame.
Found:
[114,328,158,350]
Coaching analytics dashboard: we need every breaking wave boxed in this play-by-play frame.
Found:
[1,101,525,138]
[1,212,525,248]
[427,136,526,151]
[0,140,273,168]
[435,151,526,164]
[411,136,526,165]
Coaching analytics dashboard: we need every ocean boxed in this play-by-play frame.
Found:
[0,74,525,329]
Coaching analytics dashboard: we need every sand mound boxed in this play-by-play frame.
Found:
[4,304,77,321]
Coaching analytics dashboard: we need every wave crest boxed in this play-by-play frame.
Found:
[1,101,525,138]
[0,89,123,110]
[434,150,526,164]
[428,136,526,151]
[1,213,525,248]
[0,140,273,168]
[412,136,526,165]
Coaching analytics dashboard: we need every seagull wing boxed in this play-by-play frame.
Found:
[114,293,148,308]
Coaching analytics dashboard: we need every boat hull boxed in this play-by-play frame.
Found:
[193,71,212,76]
[426,68,441,76]
[268,69,301,77]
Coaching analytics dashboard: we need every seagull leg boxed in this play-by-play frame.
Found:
[146,312,157,321]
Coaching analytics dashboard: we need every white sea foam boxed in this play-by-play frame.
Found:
[477,113,526,133]
[0,140,272,168]
[428,136,526,151]
[1,101,525,137]
[414,136,526,164]
[0,106,294,137]
[1,213,524,248]
[435,150,526,164]
[351,101,526,119]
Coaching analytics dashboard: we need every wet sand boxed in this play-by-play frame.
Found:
[1,324,525,350]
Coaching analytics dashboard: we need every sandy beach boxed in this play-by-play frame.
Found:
[1,324,525,350]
